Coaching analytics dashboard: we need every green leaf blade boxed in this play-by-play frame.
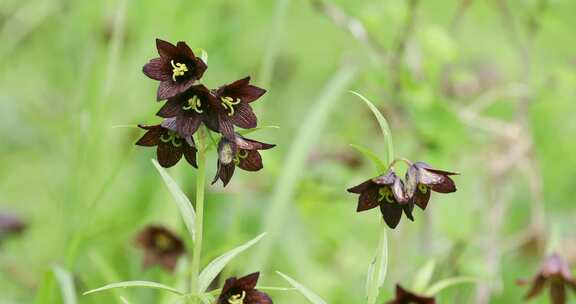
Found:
[52,265,77,304]
[350,144,387,174]
[83,281,184,296]
[152,159,196,242]
[198,233,267,292]
[276,272,327,304]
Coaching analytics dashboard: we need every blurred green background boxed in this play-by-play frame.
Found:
[1,0,576,303]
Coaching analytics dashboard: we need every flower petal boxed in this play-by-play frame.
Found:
[136,125,163,146]
[413,187,431,210]
[183,143,198,168]
[212,162,235,187]
[392,178,408,203]
[523,275,546,299]
[373,171,397,185]
[218,114,236,140]
[403,203,415,221]
[176,114,202,137]
[550,282,566,304]
[380,202,403,229]
[237,272,260,290]
[230,102,257,129]
[347,179,374,194]
[156,38,178,58]
[156,142,183,168]
[157,81,179,101]
[404,165,419,199]
[430,176,456,193]
[245,290,273,304]
[357,186,379,212]
[221,77,266,103]
[176,41,195,58]
[238,150,263,172]
[143,58,171,81]
[157,99,182,118]
[234,135,275,150]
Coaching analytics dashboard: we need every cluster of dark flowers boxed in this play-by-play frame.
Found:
[135,225,272,304]
[348,161,458,229]
[518,253,576,304]
[136,39,275,186]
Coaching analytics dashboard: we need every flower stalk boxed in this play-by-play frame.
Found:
[190,127,207,298]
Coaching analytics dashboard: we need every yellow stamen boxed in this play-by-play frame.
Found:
[378,187,395,203]
[160,131,183,147]
[220,96,241,116]
[170,60,188,82]
[227,291,246,304]
[182,95,203,113]
[418,184,428,194]
[154,234,173,251]
[238,150,248,159]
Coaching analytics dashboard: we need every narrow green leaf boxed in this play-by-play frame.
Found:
[52,265,77,304]
[276,272,327,304]
[366,225,388,304]
[198,293,214,304]
[198,233,267,292]
[350,144,387,174]
[119,296,131,304]
[412,260,436,293]
[237,125,280,136]
[83,281,185,296]
[349,91,394,164]
[425,277,478,296]
[152,159,196,242]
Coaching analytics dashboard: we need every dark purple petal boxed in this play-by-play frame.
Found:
[413,187,431,210]
[220,277,238,297]
[392,178,408,204]
[161,117,178,131]
[430,176,456,193]
[212,162,235,187]
[418,168,446,185]
[183,144,198,168]
[245,290,273,304]
[237,272,260,290]
[176,41,194,58]
[550,282,566,304]
[157,99,182,118]
[176,114,201,137]
[157,81,179,101]
[143,58,171,81]
[230,102,257,129]
[136,125,163,146]
[234,135,275,150]
[523,275,546,299]
[347,179,375,194]
[190,58,208,81]
[218,115,236,140]
[380,202,403,229]
[357,186,379,212]
[373,171,397,185]
[156,142,183,168]
[156,38,179,59]
[403,203,415,221]
[221,77,266,103]
[405,165,419,199]
[238,150,263,171]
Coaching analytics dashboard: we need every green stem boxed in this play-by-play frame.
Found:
[190,128,207,299]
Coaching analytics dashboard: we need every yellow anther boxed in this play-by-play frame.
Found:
[182,95,203,113]
[238,150,248,159]
[220,96,241,116]
[378,187,395,203]
[227,291,246,304]
[154,234,173,251]
[418,184,428,194]
[160,131,182,147]
[170,60,188,81]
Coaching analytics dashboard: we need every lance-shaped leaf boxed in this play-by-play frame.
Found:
[53,265,77,304]
[276,272,327,304]
[425,277,478,296]
[412,260,436,293]
[198,233,267,292]
[152,159,196,242]
[350,143,387,174]
[365,225,388,303]
[83,281,185,296]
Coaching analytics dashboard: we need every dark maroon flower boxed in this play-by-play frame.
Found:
[385,284,436,304]
[347,170,414,229]
[517,253,576,304]
[0,212,26,242]
[404,162,458,210]
[212,133,275,187]
[143,39,207,100]
[135,119,197,168]
[156,84,221,137]
[135,225,185,272]
[212,77,266,139]
[217,272,272,304]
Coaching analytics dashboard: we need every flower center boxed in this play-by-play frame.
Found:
[154,234,173,251]
[233,149,249,165]
[170,60,188,81]
[418,184,428,194]
[182,95,203,113]
[160,131,183,147]
[220,143,235,164]
[378,187,395,203]
[220,96,241,116]
[227,291,246,304]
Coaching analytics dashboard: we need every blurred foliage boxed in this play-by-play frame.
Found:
[1,0,576,303]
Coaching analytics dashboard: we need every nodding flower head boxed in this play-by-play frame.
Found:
[347,170,414,229]
[156,84,221,137]
[212,133,275,187]
[135,118,197,168]
[135,225,185,272]
[517,253,576,304]
[143,39,207,100]
[404,162,458,210]
[217,272,272,304]
[212,77,266,140]
[385,284,436,304]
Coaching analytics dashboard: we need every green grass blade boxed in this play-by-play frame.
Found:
[248,66,357,271]
[198,233,267,292]
[152,159,196,242]
[83,281,185,296]
[425,277,478,296]
[350,144,387,174]
[276,272,327,304]
[349,91,394,164]
[412,260,436,293]
[365,225,388,303]
[52,265,77,304]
